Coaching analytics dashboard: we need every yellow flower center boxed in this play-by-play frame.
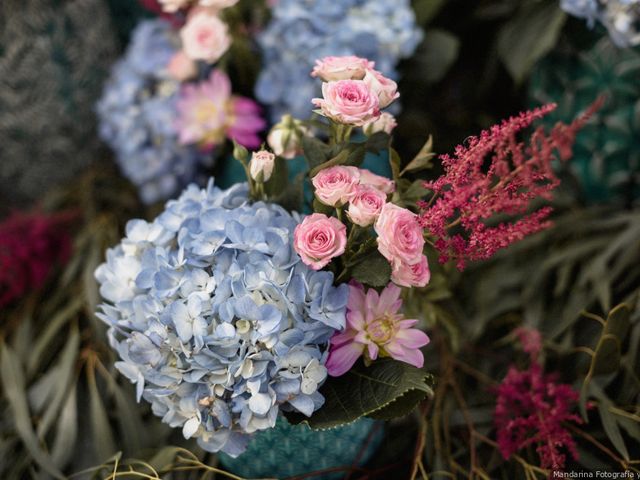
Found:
[367,316,395,344]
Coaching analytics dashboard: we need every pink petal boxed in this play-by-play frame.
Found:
[330,330,357,348]
[378,283,402,314]
[385,341,425,368]
[395,328,430,349]
[397,319,418,329]
[347,281,366,313]
[367,342,379,360]
[347,310,365,330]
[326,342,364,377]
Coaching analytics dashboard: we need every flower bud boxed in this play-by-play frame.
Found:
[267,114,310,159]
[249,150,276,182]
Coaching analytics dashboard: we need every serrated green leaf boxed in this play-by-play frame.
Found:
[368,374,435,420]
[400,135,436,176]
[497,1,566,84]
[351,252,391,288]
[285,358,433,429]
[0,343,65,479]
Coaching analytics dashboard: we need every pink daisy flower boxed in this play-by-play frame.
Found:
[325,281,430,377]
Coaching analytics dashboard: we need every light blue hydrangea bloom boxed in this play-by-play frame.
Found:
[97,19,212,204]
[95,180,348,457]
[255,0,423,122]
[561,0,640,47]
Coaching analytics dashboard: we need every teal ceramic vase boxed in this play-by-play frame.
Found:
[218,417,383,479]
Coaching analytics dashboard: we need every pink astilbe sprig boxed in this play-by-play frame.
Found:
[494,328,583,472]
[0,211,75,308]
[418,99,603,270]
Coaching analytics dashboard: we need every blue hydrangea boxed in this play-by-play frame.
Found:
[561,0,640,47]
[94,179,348,456]
[255,0,423,122]
[97,19,212,204]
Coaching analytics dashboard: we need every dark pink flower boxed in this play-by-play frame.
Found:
[494,329,582,471]
[0,211,75,307]
[418,100,602,270]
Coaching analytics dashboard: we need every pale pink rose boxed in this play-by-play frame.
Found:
[375,203,425,264]
[312,80,380,126]
[158,0,191,12]
[363,112,397,135]
[326,281,430,376]
[347,185,386,227]
[180,8,231,63]
[312,166,360,207]
[363,69,399,109]
[249,150,276,182]
[198,0,239,9]
[358,169,395,194]
[267,115,310,159]
[391,255,431,288]
[167,51,198,81]
[293,213,347,270]
[310,55,375,81]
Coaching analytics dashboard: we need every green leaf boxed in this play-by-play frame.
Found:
[414,30,460,84]
[351,251,391,288]
[401,135,436,176]
[309,150,350,178]
[302,135,332,170]
[388,147,402,184]
[603,303,631,341]
[365,131,391,153]
[286,358,433,429]
[88,367,117,462]
[0,343,65,479]
[598,402,630,461]
[497,1,566,84]
[591,334,621,376]
[312,198,334,216]
[232,141,249,165]
[51,383,78,468]
[413,0,446,24]
[270,172,304,213]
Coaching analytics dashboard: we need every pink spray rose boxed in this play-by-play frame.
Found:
[311,55,375,81]
[180,8,231,63]
[157,0,191,13]
[363,69,399,109]
[375,203,425,264]
[391,254,431,288]
[293,213,347,270]
[167,51,198,81]
[312,80,380,126]
[326,281,430,376]
[311,166,360,207]
[363,112,397,135]
[249,150,276,182]
[347,185,386,227]
[358,168,395,194]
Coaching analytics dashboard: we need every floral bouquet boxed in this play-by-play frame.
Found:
[97,0,267,204]
[94,54,596,474]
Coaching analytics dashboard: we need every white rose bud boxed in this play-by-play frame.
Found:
[267,115,310,159]
[249,150,276,182]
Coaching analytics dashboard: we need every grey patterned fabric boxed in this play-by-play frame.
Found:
[0,0,118,205]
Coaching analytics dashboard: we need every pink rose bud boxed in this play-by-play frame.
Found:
[180,8,231,63]
[312,166,360,207]
[363,69,399,109]
[158,0,191,12]
[311,55,375,81]
[199,0,240,9]
[267,114,310,159]
[311,80,380,126]
[391,254,431,288]
[375,203,425,264]
[363,112,397,135]
[249,150,276,182]
[347,185,387,227]
[358,168,395,194]
[167,51,198,81]
[294,213,347,270]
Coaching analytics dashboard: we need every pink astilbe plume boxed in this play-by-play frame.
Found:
[0,211,75,308]
[418,99,603,270]
[494,328,582,472]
